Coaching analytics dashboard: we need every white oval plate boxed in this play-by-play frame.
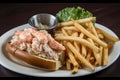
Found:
[0,23,120,77]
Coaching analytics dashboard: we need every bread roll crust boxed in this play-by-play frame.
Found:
[5,42,62,70]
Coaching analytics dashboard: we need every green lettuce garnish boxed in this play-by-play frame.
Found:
[56,6,94,22]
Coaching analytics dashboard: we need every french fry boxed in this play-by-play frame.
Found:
[87,38,101,65]
[67,48,79,74]
[55,33,63,37]
[66,59,72,70]
[103,47,108,66]
[72,19,107,47]
[88,22,98,38]
[72,32,80,52]
[72,66,79,74]
[66,47,79,67]
[71,32,78,37]
[86,48,92,61]
[98,33,104,39]
[95,61,99,66]
[61,28,68,36]
[59,17,96,26]
[79,33,87,57]
[55,36,99,53]
[89,57,95,64]
[95,27,119,42]
[79,33,84,38]
[73,42,80,53]
[99,46,103,65]
[81,45,87,57]
[63,26,79,32]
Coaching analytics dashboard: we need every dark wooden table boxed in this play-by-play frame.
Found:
[0,3,120,77]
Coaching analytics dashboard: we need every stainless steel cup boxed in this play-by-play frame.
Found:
[28,13,58,30]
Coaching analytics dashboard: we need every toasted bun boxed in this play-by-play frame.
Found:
[5,42,64,70]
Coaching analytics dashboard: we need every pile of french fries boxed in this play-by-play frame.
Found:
[55,17,119,74]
